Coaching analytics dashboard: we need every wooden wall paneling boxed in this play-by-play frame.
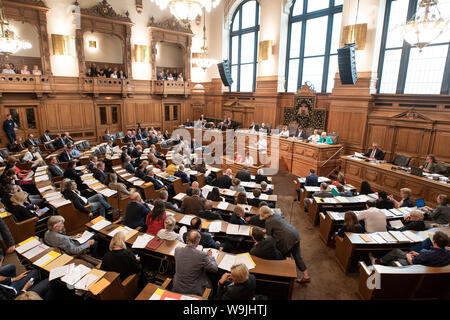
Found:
[430,129,450,164]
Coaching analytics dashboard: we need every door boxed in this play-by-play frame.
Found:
[97,105,121,138]
[1,106,40,145]
[163,104,180,132]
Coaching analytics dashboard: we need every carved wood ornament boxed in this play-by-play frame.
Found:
[75,0,133,78]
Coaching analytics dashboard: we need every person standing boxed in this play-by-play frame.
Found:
[3,114,16,144]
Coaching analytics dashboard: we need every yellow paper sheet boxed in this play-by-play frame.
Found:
[88,277,111,295]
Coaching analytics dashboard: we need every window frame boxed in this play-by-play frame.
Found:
[229,0,260,92]
[377,0,450,94]
[285,0,343,93]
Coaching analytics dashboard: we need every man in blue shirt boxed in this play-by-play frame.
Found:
[123,193,151,231]
[296,168,318,200]
[3,114,16,144]
[174,164,190,184]
[372,231,450,267]
[182,217,221,250]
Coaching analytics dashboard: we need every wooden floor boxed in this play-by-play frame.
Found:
[271,170,360,300]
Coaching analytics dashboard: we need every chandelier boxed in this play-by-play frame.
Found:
[397,0,449,51]
[150,0,221,21]
[192,9,216,71]
[0,1,32,58]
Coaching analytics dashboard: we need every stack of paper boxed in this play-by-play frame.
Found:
[133,180,145,186]
[38,185,53,193]
[61,264,91,286]
[389,220,404,229]
[132,234,154,249]
[99,188,117,197]
[389,231,411,242]
[91,218,111,231]
[74,273,100,290]
[216,202,229,210]
[378,232,397,242]
[179,215,195,225]
[35,175,49,182]
[75,231,94,244]
[173,193,186,201]
[202,248,220,260]
[218,253,256,271]
[49,263,75,281]
[208,221,222,233]
[226,224,251,236]
[403,230,423,242]
[370,234,387,244]
[33,251,61,267]
[15,237,41,254]
[50,199,71,208]
[259,194,269,200]
[127,177,139,183]
[169,242,186,256]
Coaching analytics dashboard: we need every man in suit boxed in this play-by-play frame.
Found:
[172,230,218,296]
[184,118,193,127]
[87,155,97,173]
[255,168,269,184]
[131,145,143,167]
[40,130,52,143]
[93,161,107,184]
[182,217,221,249]
[23,134,37,148]
[3,114,16,144]
[294,127,307,140]
[63,180,112,217]
[159,190,179,212]
[219,121,227,131]
[217,168,233,189]
[53,134,65,150]
[197,200,223,220]
[149,132,158,145]
[305,168,319,186]
[123,193,150,231]
[249,121,259,131]
[48,156,64,178]
[259,123,270,134]
[186,181,204,198]
[364,142,384,160]
[122,131,134,143]
[174,164,190,184]
[103,129,114,143]
[145,168,165,190]
[63,161,84,190]
[250,227,284,260]
[58,145,72,163]
[236,166,251,182]
[0,214,15,258]
[180,188,205,215]
[123,156,136,174]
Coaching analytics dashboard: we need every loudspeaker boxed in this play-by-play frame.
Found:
[217,60,233,87]
[337,46,357,85]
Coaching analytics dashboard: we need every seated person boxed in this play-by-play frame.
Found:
[336,211,364,238]
[388,188,415,208]
[294,127,307,140]
[248,121,259,131]
[206,187,222,202]
[157,216,183,241]
[180,188,205,215]
[217,169,233,189]
[10,191,40,222]
[357,200,387,233]
[159,190,179,212]
[279,126,290,138]
[236,166,251,182]
[359,180,374,195]
[145,199,167,236]
[230,178,245,193]
[63,161,84,190]
[44,215,96,255]
[62,179,112,218]
[422,194,449,225]
[260,181,272,195]
[145,168,165,190]
[336,184,352,197]
[303,182,332,212]
[172,230,218,296]
[370,231,450,267]
[230,206,246,225]
[364,142,384,160]
[32,65,42,76]
[100,232,142,281]
[186,181,203,197]
[395,210,425,231]
[134,164,146,180]
[376,191,395,210]
[331,172,346,186]
[245,202,268,228]
[420,154,438,173]
[123,192,151,231]
[48,156,64,178]
[247,189,260,207]
[307,129,320,143]
[236,191,249,206]
[317,132,333,144]
[197,200,223,220]
[183,118,193,127]
[106,173,134,199]
[249,227,284,260]
[68,143,81,159]
[255,168,269,184]
[122,156,136,174]
[22,146,46,168]
[58,145,72,163]
[182,217,220,250]
[92,161,107,184]
[216,263,256,300]
[0,265,53,300]
[174,164,190,184]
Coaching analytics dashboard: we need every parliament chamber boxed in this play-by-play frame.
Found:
[0,0,449,307]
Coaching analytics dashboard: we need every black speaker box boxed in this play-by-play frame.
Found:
[217,60,233,87]
[337,46,357,85]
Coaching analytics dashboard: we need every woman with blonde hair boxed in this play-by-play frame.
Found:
[156,216,183,241]
[100,231,141,280]
[259,206,311,284]
[216,263,256,300]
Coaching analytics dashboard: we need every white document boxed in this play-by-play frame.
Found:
[217,202,229,210]
[61,264,91,286]
[49,263,75,281]
[75,231,94,244]
[259,194,269,200]
[389,220,404,229]
[51,199,72,208]
[169,242,186,256]
[99,188,117,197]
[23,244,49,260]
[134,180,145,186]
[236,225,251,236]
[108,227,126,237]
[389,231,411,242]
[38,186,53,193]
[225,224,240,235]
[202,248,219,260]
[35,175,50,182]
[34,253,57,267]
[91,219,111,231]
[218,253,255,272]
[127,177,139,182]
[201,188,210,199]
[132,234,154,249]
[179,215,195,225]
[43,191,59,199]
[370,234,387,244]
[318,177,331,183]
[305,186,320,192]
[75,166,86,170]
[173,193,186,201]
[74,273,99,290]
[378,232,397,242]
[403,231,423,242]
[208,221,222,233]
[15,238,41,254]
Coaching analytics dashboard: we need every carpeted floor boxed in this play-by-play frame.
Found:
[270,170,360,300]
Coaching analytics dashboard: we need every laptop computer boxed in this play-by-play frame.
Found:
[415,198,425,208]
[410,166,423,177]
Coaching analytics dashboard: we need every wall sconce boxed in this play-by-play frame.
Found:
[51,34,76,56]
[340,23,367,50]
[89,40,97,48]
[258,40,273,61]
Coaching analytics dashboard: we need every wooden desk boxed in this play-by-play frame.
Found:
[342,155,450,205]
[135,282,204,300]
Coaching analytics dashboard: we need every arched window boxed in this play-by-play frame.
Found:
[285,0,343,93]
[377,0,450,94]
[229,0,260,92]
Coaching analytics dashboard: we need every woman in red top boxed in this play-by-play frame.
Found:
[146,199,167,235]
[332,172,346,186]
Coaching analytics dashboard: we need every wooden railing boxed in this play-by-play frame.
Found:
[0,75,191,97]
